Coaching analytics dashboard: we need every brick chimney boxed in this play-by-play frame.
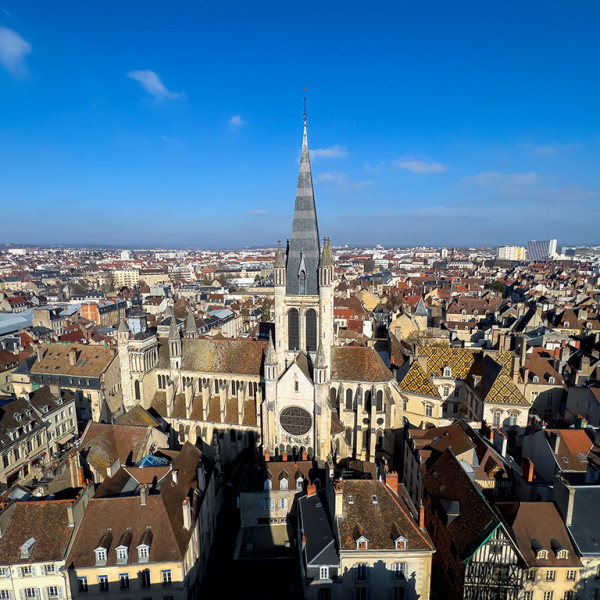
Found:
[550,431,561,454]
[307,483,317,497]
[334,481,343,518]
[385,471,399,494]
[140,484,148,506]
[522,457,535,483]
[419,502,425,529]
[264,449,270,462]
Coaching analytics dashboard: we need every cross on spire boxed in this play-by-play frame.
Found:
[303,87,307,125]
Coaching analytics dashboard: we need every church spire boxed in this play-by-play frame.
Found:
[286,95,320,295]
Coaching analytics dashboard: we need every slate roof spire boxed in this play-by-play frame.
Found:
[286,102,320,296]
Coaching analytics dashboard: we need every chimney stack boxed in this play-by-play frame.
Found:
[419,502,425,530]
[385,471,399,494]
[334,481,343,518]
[172,469,179,484]
[182,497,192,530]
[522,457,535,483]
[551,432,561,454]
[307,483,317,497]
[140,484,148,506]
[264,449,270,462]
[69,348,77,366]
[197,460,206,494]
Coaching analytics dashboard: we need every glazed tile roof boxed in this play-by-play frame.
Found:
[398,362,440,398]
[418,346,480,379]
[473,356,528,406]
[330,346,393,382]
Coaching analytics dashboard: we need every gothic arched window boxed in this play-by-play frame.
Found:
[306,309,317,352]
[346,389,353,411]
[288,308,299,351]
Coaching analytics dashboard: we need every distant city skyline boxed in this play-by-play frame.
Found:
[1,2,599,248]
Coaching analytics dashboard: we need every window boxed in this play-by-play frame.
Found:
[44,564,55,575]
[525,570,536,581]
[531,391,539,402]
[47,586,59,598]
[320,566,329,580]
[523,593,532,600]
[392,562,407,580]
[443,367,452,378]
[278,498,289,511]
[443,386,450,397]
[138,545,150,562]
[533,376,540,383]
[78,577,88,593]
[119,573,130,590]
[354,590,368,600]
[546,570,556,582]
[296,477,304,490]
[264,479,272,491]
[22,566,32,576]
[95,548,107,565]
[425,404,432,417]
[357,540,368,550]
[141,569,151,588]
[353,564,368,582]
[543,593,553,600]
[393,590,408,600]
[453,403,459,414]
[162,570,172,586]
[280,477,288,491]
[0,591,11,600]
[493,412,501,427]
[294,381,299,392]
[548,377,555,384]
[564,593,574,600]
[116,547,128,564]
[566,570,576,581]
[24,590,36,599]
[98,575,109,592]
[508,412,518,427]
[395,537,407,551]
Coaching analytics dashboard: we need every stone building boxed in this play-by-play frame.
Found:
[116,114,404,464]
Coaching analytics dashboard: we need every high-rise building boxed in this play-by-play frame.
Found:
[497,245,526,261]
[526,239,558,261]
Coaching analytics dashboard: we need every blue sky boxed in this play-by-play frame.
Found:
[1,1,599,249]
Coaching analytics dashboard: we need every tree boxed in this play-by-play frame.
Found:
[363,258,375,274]
[484,281,506,296]
[261,298,271,322]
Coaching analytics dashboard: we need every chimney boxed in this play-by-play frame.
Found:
[69,348,77,366]
[282,452,288,462]
[385,471,399,494]
[106,455,120,479]
[492,429,507,457]
[36,346,43,362]
[301,450,308,462]
[307,483,317,497]
[522,367,529,384]
[197,460,206,494]
[512,354,520,383]
[172,469,179,484]
[550,431,561,454]
[264,449,270,462]
[522,457,535,483]
[419,502,425,530]
[140,484,148,506]
[67,504,75,527]
[416,355,428,373]
[182,497,192,530]
[334,481,343,518]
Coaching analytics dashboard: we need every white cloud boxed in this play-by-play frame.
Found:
[0,26,31,77]
[249,209,268,215]
[229,115,246,127]
[461,171,537,189]
[126,69,181,99]
[310,145,348,159]
[315,171,373,191]
[396,160,445,174]
[520,142,580,158]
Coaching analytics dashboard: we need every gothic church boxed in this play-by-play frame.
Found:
[117,114,405,464]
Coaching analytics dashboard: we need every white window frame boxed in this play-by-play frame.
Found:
[320,566,329,580]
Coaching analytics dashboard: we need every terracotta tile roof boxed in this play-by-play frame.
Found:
[32,343,116,378]
[240,461,321,492]
[207,396,220,422]
[498,502,582,568]
[330,346,393,382]
[398,362,440,398]
[423,449,498,558]
[545,429,593,471]
[409,424,475,457]
[337,480,433,552]
[79,423,152,472]
[0,500,74,564]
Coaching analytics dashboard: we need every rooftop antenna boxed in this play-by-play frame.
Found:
[303,87,307,125]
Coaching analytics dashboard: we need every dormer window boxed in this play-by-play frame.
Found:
[563,322,569,328]
[537,549,548,560]
[264,471,272,490]
[548,377,555,384]
[116,547,128,564]
[356,537,368,551]
[557,549,569,559]
[443,366,452,378]
[95,548,107,565]
[42,405,49,413]
[138,545,149,562]
[137,528,153,564]
[395,536,408,551]
[532,376,539,383]
[14,414,21,422]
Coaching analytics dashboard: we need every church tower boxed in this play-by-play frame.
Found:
[266,103,335,462]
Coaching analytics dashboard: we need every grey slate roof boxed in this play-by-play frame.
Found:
[299,491,338,566]
[286,122,320,296]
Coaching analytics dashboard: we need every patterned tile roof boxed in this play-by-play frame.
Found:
[473,356,528,406]
[398,362,440,398]
[418,346,481,379]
